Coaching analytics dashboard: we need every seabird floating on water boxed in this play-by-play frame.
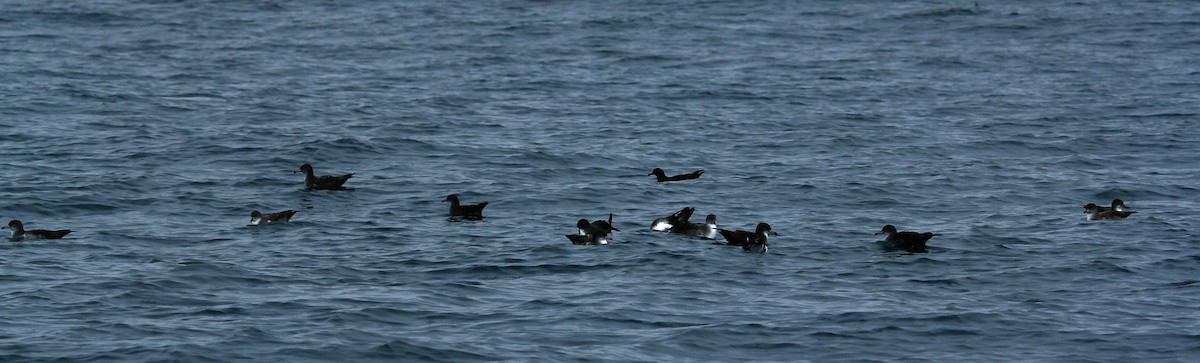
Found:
[444,194,489,219]
[295,163,354,190]
[3,220,73,241]
[649,168,704,182]
[875,224,939,253]
[718,222,774,253]
[250,210,298,225]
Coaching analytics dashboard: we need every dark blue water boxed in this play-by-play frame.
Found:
[3,0,1199,361]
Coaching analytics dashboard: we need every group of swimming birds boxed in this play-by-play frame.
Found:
[5,164,1138,253]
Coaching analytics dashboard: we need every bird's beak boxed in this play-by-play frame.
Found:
[874,231,883,235]
[647,172,654,176]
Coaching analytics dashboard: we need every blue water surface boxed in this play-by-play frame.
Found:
[2,0,1199,361]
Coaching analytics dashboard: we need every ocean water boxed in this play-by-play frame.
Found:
[2,0,1199,361]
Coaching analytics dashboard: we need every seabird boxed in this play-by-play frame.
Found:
[250,210,298,225]
[1095,198,1131,213]
[1084,201,1135,220]
[567,214,618,245]
[3,220,72,241]
[443,194,489,219]
[295,163,354,190]
[875,225,939,253]
[1085,199,1135,220]
[718,222,774,253]
[649,168,704,182]
[585,214,619,235]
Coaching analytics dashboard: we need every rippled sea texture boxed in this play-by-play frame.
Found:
[2,0,1199,361]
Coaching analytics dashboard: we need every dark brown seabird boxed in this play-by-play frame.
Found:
[875,225,939,253]
[250,210,298,225]
[443,194,489,219]
[1084,199,1135,220]
[567,214,618,245]
[648,168,704,182]
[295,163,354,190]
[3,220,72,241]
[718,222,773,253]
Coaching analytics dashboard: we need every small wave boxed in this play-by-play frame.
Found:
[884,7,980,21]
[422,263,615,277]
[1160,280,1200,288]
[907,277,961,285]
[14,9,140,26]
[368,339,496,361]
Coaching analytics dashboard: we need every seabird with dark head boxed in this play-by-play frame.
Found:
[250,210,298,225]
[586,214,619,236]
[718,222,774,253]
[649,168,704,182]
[567,219,607,245]
[1098,199,1131,213]
[567,214,619,245]
[3,220,73,241]
[875,225,939,253]
[443,194,489,219]
[1089,199,1132,219]
[1084,201,1136,220]
[295,163,354,190]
